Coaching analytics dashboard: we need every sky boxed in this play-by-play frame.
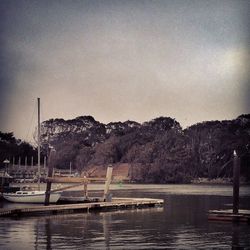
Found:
[0,0,249,142]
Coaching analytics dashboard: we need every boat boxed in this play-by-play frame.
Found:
[3,98,61,204]
[3,190,61,203]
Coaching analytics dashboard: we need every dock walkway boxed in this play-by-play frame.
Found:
[0,198,163,217]
[208,209,250,223]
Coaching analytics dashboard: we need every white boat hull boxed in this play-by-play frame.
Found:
[3,191,61,203]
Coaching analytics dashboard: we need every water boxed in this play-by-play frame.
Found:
[0,184,250,249]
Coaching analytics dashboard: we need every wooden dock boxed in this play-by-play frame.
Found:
[208,209,250,223]
[0,198,163,217]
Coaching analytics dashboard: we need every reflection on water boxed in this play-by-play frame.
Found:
[0,185,250,249]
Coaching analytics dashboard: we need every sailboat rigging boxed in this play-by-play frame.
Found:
[38,97,41,190]
[3,98,61,203]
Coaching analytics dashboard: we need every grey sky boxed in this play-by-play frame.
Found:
[0,0,249,142]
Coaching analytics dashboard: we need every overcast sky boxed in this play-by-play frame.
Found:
[0,0,249,142]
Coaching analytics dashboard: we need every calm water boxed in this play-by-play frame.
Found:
[0,184,250,249]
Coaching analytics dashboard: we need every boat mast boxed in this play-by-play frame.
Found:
[37,98,41,190]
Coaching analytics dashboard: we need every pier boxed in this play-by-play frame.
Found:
[1,165,164,218]
[0,197,163,217]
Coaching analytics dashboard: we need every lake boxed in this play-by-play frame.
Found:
[0,184,250,249]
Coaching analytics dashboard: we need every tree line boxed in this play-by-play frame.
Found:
[39,114,250,183]
[1,114,249,183]
[0,132,38,168]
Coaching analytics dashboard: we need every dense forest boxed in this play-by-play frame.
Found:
[40,114,250,183]
[1,114,250,183]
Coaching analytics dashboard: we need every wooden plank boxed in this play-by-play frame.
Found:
[47,177,106,183]
[49,182,87,193]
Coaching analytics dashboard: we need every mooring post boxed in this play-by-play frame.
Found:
[44,148,56,206]
[83,176,88,199]
[44,165,53,206]
[103,165,113,202]
[233,150,240,214]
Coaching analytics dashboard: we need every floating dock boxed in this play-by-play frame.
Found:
[208,209,250,223]
[208,153,250,224]
[0,198,163,217]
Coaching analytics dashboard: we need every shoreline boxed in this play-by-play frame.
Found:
[9,181,250,194]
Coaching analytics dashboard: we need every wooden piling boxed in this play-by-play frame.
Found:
[44,149,55,206]
[103,165,113,201]
[233,150,240,214]
[44,178,52,206]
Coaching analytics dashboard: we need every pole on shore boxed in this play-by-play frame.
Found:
[233,150,240,214]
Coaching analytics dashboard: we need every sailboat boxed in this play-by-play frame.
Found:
[3,190,61,203]
[3,98,61,204]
